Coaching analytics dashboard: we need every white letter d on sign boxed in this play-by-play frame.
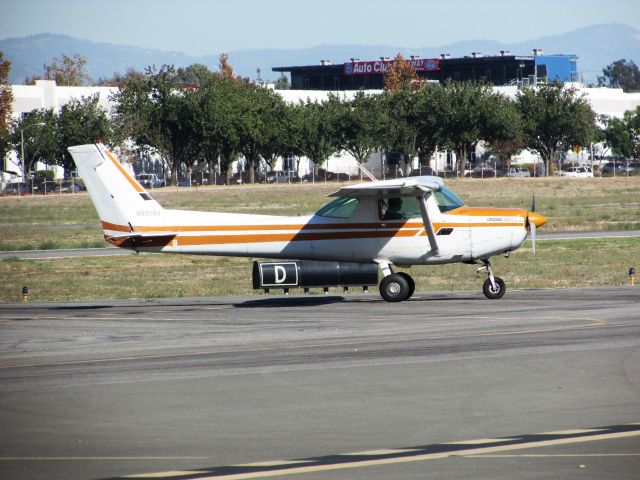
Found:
[274,266,287,284]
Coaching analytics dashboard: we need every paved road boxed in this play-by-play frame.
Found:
[1,230,639,260]
[0,286,639,480]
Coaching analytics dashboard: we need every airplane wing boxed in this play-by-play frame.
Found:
[329,176,441,255]
[327,176,443,198]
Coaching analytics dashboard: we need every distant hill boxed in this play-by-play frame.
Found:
[2,24,639,85]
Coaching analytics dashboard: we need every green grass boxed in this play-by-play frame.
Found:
[1,237,638,303]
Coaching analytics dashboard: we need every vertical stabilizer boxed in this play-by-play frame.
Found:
[68,144,164,234]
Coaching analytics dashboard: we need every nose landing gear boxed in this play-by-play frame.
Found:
[478,258,506,299]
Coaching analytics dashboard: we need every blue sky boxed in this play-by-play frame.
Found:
[1,0,639,56]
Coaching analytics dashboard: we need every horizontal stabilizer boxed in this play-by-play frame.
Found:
[105,232,177,249]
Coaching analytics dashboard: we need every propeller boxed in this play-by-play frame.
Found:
[530,194,537,254]
[526,193,547,254]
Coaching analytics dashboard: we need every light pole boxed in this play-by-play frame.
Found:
[20,122,45,194]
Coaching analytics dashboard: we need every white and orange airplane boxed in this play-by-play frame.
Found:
[69,143,547,302]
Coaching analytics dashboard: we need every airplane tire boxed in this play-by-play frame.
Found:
[397,272,415,300]
[379,273,411,302]
[483,277,506,299]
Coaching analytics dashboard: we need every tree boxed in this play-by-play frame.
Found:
[274,74,289,90]
[232,84,289,183]
[482,94,524,169]
[42,53,92,86]
[10,109,56,177]
[218,54,237,81]
[176,64,215,86]
[486,138,525,170]
[601,107,640,159]
[111,65,198,185]
[96,68,145,86]
[412,84,450,169]
[55,94,112,174]
[331,91,384,173]
[598,59,640,92]
[383,53,421,93]
[191,75,240,183]
[381,89,421,173]
[517,83,597,175]
[296,99,339,172]
[437,81,493,174]
[0,51,13,168]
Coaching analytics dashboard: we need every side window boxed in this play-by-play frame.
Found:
[316,196,360,218]
[378,196,421,220]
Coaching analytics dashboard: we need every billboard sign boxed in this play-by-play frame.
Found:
[344,58,440,75]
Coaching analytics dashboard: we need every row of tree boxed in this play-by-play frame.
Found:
[1,53,639,183]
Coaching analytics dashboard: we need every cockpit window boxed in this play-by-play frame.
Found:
[316,196,360,218]
[378,196,421,220]
[433,186,465,213]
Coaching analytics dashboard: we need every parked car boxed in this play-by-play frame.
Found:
[2,182,30,195]
[601,161,638,176]
[267,173,294,183]
[556,166,593,178]
[137,173,165,188]
[470,163,496,178]
[505,167,531,177]
[60,181,85,193]
[301,173,324,183]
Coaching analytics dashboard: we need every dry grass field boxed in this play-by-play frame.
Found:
[1,177,639,302]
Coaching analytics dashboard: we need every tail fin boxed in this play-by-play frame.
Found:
[68,144,164,236]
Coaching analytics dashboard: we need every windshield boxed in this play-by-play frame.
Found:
[316,196,360,218]
[433,186,465,213]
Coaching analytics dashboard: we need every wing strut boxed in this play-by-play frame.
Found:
[416,187,439,255]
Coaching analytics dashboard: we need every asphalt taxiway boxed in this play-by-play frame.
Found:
[0,286,639,479]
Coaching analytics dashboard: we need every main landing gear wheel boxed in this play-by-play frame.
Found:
[483,277,506,299]
[397,272,416,300]
[379,273,411,302]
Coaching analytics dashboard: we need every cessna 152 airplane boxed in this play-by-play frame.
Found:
[69,143,546,302]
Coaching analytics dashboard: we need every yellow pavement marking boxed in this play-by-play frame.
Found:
[446,438,518,445]
[126,471,209,478]
[470,453,640,458]
[233,460,310,467]
[344,449,420,456]
[541,429,606,435]
[184,429,640,480]
[0,456,207,461]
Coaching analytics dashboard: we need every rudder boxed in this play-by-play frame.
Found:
[68,144,164,236]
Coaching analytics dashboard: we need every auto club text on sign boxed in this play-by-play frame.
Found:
[344,58,441,75]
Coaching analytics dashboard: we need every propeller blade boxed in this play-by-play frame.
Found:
[530,221,537,254]
[531,193,536,213]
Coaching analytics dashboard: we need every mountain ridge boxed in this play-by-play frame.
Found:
[2,23,639,84]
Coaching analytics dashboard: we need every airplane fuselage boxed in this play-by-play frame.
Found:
[103,203,529,266]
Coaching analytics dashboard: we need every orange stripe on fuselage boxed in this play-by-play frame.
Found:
[448,206,528,217]
[102,148,146,193]
[101,215,527,236]
[101,220,525,247]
